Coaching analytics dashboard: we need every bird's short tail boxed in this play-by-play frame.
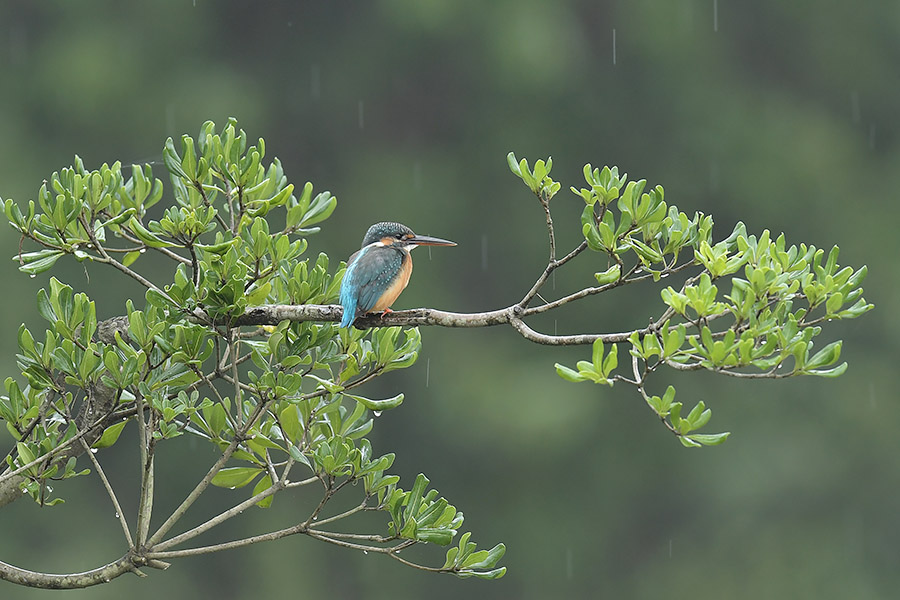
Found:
[339,303,356,328]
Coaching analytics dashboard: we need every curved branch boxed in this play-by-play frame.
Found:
[222,303,657,346]
[508,316,646,345]
[0,554,142,589]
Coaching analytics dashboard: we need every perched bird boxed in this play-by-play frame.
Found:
[339,222,456,328]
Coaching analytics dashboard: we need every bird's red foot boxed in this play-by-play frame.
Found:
[379,308,393,320]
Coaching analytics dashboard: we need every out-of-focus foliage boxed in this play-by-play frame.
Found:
[0,1,896,599]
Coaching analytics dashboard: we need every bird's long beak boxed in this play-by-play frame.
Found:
[410,234,457,247]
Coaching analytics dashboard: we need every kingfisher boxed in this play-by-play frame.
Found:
[339,222,456,328]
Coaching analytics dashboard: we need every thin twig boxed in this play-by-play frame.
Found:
[632,353,679,435]
[78,438,134,548]
[145,398,274,547]
[147,523,310,559]
[0,409,118,486]
[284,475,320,489]
[306,502,366,527]
[153,482,284,551]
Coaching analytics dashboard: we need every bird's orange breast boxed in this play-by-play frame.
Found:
[371,252,413,312]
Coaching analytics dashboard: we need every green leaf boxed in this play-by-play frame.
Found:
[464,567,507,580]
[687,432,731,446]
[163,137,189,178]
[344,392,404,412]
[252,474,274,508]
[17,250,65,274]
[127,217,178,248]
[825,292,844,314]
[506,152,521,176]
[279,405,302,442]
[403,473,429,525]
[594,264,621,285]
[92,420,129,449]
[806,341,842,370]
[554,363,586,383]
[808,362,848,378]
[121,251,141,269]
[461,542,506,569]
[601,343,618,377]
[210,466,262,489]
[591,338,604,367]
[416,528,455,545]
[678,435,702,448]
[16,442,35,466]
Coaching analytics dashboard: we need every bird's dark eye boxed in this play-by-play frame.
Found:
[395,233,405,239]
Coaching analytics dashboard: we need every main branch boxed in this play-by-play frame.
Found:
[219,303,647,345]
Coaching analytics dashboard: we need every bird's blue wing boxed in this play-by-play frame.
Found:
[354,247,405,313]
[340,246,404,327]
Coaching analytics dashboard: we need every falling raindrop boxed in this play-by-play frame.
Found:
[311,64,321,100]
[90,447,98,454]
[565,547,573,579]
[850,91,861,124]
[29,274,36,278]
[669,539,673,558]
[425,357,431,388]
[552,270,556,290]
[115,512,119,518]
[363,550,368,555]
[554,320,558,335]
[358,101,365,130]
[313,515,319,521]
[612,28,617,65]
[868,124,876,150]
[713,0,718,32]
[481,234,488,271]
[139,248,146,253]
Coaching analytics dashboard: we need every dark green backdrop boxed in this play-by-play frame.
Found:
[1,2,897,598]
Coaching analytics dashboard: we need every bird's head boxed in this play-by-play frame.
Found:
[361,222,456,250]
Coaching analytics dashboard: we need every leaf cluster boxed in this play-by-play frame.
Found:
[508,155,873,445]
[0,119,503,580]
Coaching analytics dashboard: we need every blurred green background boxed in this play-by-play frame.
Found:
[1,1,898,598]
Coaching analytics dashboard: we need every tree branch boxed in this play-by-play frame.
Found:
[153,482,284,552]
[218,303,656,346]
[145,394,277,547]
[0,554,143,589]
[79,437,134,548]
